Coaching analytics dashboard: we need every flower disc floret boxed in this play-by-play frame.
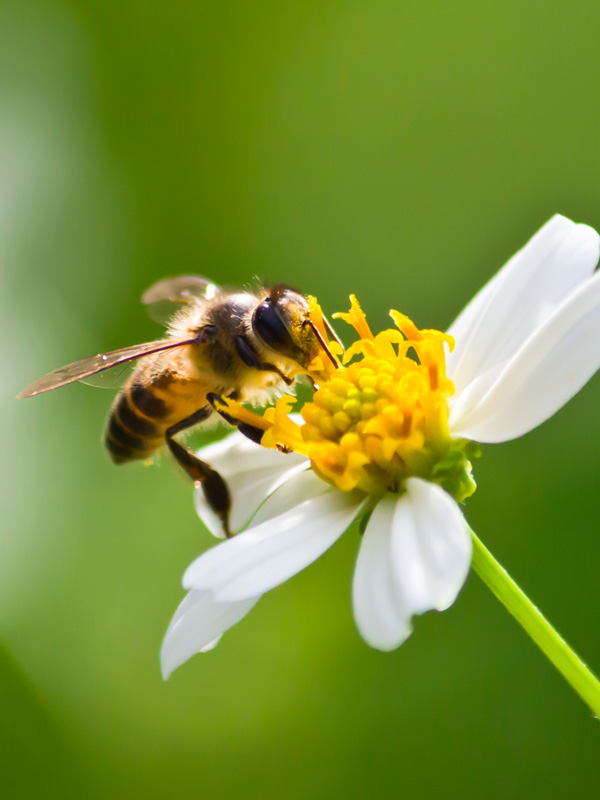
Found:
[299,301,466,495]
[243,295,480,502]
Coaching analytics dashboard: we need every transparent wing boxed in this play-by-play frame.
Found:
[17,337,198,398]
[80,360,136,389]
[142,275,220,325]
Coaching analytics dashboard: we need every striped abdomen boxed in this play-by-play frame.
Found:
[105,376,208,464]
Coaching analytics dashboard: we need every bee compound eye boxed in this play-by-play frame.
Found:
[252,300,297,356]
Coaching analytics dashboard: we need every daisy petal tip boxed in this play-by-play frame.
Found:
[160,591,260,678]
[160,634,219,681]
[199,636,221,653]
[356,621,413,652]
[160,637,183,681]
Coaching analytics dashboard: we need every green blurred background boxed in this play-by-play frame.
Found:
[2,1,599,797]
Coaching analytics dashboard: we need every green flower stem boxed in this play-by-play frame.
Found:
[470,528,600,717]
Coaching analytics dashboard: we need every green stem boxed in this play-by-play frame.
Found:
[470,528,600,717]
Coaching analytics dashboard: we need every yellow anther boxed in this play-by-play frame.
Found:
[343,398,362,419]
[317,390,345,414]
[340,432,361,452]
[360,403,377,420]
[332,411,352,434]
[359,374,377,390]
[329,378,349,397]
[361,386,379,404]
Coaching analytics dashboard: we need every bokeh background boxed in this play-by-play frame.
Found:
[2,1,599,797]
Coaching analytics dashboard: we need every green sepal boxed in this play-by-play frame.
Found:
[430,440,481,503]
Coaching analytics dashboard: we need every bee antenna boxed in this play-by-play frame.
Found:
[322,315,345,355]
[302,319,339,369]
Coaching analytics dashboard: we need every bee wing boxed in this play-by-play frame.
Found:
[142,275,220,325]
[79,360,136,389]
[17,337,198,398]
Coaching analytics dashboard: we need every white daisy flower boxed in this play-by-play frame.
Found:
[162,214,600,680]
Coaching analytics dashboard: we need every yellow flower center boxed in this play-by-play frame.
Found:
[220,295,479,502]
[298,298,456,493]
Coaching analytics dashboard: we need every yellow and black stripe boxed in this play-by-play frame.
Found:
[105,385,167,463]
[105,375,211,464]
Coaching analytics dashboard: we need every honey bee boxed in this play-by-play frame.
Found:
[18,276,338,534]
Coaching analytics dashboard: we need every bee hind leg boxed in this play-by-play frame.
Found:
[165,408,232,537]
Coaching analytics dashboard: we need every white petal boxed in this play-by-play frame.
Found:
[184,487,365,602]
[451,268,600,442]
[160,590,259,679]
[198,636,221,652]
[194,432,308,537]
[397,479,472,611]
[352,496,409,651]
[247,467,330,528]
[352,480,471,651]
[197,416,305,473]
[447,215,599,399]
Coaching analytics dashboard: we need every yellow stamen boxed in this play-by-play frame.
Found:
[307,295,329,342]
[333,294,373,340]
[304,296,343,377]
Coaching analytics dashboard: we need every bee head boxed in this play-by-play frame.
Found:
[252,285,320,368]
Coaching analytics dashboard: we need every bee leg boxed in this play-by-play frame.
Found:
[234,335,294,386]
[165,408,232,537]
[206,392,267,446]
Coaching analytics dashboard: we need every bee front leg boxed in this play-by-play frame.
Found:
[234,335,294,386]
[165,408,233,537]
